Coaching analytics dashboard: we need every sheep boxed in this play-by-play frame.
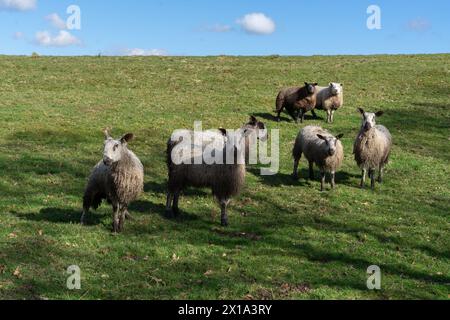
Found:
[166,127,246,227]
[315,83,344,123]
[81,130,144,233]
[242,116,268,165]
[354,108,392,190]
[275,82,318,123]
[292,126,344,191]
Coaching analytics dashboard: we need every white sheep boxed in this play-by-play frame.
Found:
[292,126,344,191]
[81,130,144,233]
[354,108,392,190]
[314,83,344,123]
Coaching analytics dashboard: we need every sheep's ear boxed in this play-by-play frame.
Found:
[358,107,365,115]
[313,83,318,86]
[336,134,344,140]
[317,134,326,141]
[375,111,384,117]
[340,83,343,87]
[249,115,257,125]
[104,129,112,140]
[121,133,134,144]
[304,82,308,86]
[218,128,227,136]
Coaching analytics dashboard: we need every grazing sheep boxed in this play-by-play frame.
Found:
[315,83,344,123]
[166,128,246,227]
[292,126,344,191]
[354,108,392,190]
[81,130,144,233]
[275,82,318,123]
[242,116,268,164]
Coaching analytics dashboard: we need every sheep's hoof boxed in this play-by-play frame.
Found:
[221,220,229,227]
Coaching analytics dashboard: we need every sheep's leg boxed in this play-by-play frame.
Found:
[320,171,326,192]
[326,110,331,123]
[370,169,376,190]
[165,193,174,218]
[311,109,318,119]
[331,110,335,123]
[360,169,367,189]
[80,208,88,225]
[292,156,301,180]
[112,204,120,233]
[125,210,133,220]
[118,206,126,232]
[309,161,314,180]
[287,109,296,122]
[299,110,305,123]
[220,200,230,227]
[378,166,384,183]
[331,171,336,189]
[172,192,180,216]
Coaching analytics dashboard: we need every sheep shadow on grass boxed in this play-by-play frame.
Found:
[129,199,200,223]
[252,112,324,123]
[13,207,104,226]
[144,181,209,197]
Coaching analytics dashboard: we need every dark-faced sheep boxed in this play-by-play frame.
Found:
[275,82,318,123]
[166,125,249,226]
[315,83,344,123]
[81,130,144,233]
[292,126,344,191]
[354,108,392,190]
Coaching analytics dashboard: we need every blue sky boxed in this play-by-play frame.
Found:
[0,0,449,56]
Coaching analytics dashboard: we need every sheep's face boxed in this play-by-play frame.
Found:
[317,134,344,157]
[305,82,318,95]
[329,83,342,95]
[242,116,268,142]
[358,108,384,132]
[103,131,134,166]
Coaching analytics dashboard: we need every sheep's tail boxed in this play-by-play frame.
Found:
[274,93,285,113]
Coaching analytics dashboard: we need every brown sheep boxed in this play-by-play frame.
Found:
[275,82,318,123]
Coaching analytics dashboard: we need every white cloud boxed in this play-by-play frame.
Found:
[46,13,67,30]
[407,18,431,32]
[204,24,232,33]
[0,0,36,11]
[237,13,276,35]
[35,30,81,47]
[125,48,168,56]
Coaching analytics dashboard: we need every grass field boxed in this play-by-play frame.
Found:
[0,54,448,300]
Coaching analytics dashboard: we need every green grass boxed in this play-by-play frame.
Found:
[0,54,449,300]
